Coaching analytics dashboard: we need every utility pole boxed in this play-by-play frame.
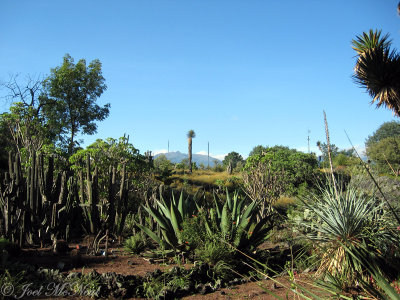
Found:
[168,140,169,153]
[307,130,311,154]
[208,142,210,169]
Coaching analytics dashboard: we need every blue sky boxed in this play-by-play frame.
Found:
[1,1,399,160]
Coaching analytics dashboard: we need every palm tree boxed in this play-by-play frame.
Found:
[352,29,400,117]
[187,130,196,173]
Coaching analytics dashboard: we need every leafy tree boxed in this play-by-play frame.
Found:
[154,154,174,178]
[332,153,359,168]
[242,158,286,217]
[366,136,400,175]
[175,158,188,172]
[338,148,355,157]
[352,29,400,116]
[187,130,196,173]
[248,145,268,157]
[365,120,400,148]
[0,119,13,171]
[42,54,110,155]
[69,136,151,200]
[244,146,319,196]
[316,142,358,169]
[212,160,224,172]
[316,141,339,167]
[222,151,244,170]
[0,75,54,164]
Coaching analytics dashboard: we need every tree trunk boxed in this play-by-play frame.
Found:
[188,138,192,173]
[69,128,75,156]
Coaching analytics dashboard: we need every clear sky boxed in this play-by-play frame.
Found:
[1,1,399,160]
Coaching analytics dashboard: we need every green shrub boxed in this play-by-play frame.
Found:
[0,238,20,256]
[195,238,235,266]
[0,270,26,296]
[124,234,148,254]
[0,238,10,250]
[68,269,101,297]
[212,260,236,282]
[244,146,319,197]
[180,212,207,250]
[141,268,190,299]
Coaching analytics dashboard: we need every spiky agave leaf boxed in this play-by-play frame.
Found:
[207,191,273,253]
[231,190,241,222]
[238,200,258,230]
[234,214,273,250]
[213,192,223,219]
[169,201,182,242]
[136,223,166,248]
[341,243,400,300]
[156,200,171,221]
[220,201,230,236]
[137,190,200,252]
[178,191,184,218]
[142,205,171,232]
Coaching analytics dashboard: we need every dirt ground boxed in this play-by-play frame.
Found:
[14,243,326,300]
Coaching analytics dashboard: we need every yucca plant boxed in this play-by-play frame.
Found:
[352,29,400,117]
[136,189,198,252]
[205,189,273,253]
[299,183,399,289]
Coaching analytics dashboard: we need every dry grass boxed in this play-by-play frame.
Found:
[274,196,296,208]
[170,170,242,186]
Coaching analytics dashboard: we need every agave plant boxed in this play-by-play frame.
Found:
[299,183,399,288]
[136,189,198,252]
[205,189,273,253]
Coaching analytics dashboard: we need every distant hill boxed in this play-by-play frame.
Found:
[154,151,222,166]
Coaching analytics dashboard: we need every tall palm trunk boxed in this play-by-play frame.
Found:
[188,137,192,173]
[186,130,196,174]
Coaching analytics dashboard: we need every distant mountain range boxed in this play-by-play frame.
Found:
[154,151,222,166]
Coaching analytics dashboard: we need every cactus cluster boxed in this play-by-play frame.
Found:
[0,152,75,246]
[0,151,131,248]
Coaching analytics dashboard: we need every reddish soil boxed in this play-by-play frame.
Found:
[18,246,191,276]
[13,243,328,299]
[183,275,326,300]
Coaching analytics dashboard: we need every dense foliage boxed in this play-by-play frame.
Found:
[366,136,400,175]
[248,145,268,157]
[364,121,400,175]
[153,154,174,178]
[244,146,319,196]
[365,121,400,148]
[42,54,110,155]
[222,151,244,171]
